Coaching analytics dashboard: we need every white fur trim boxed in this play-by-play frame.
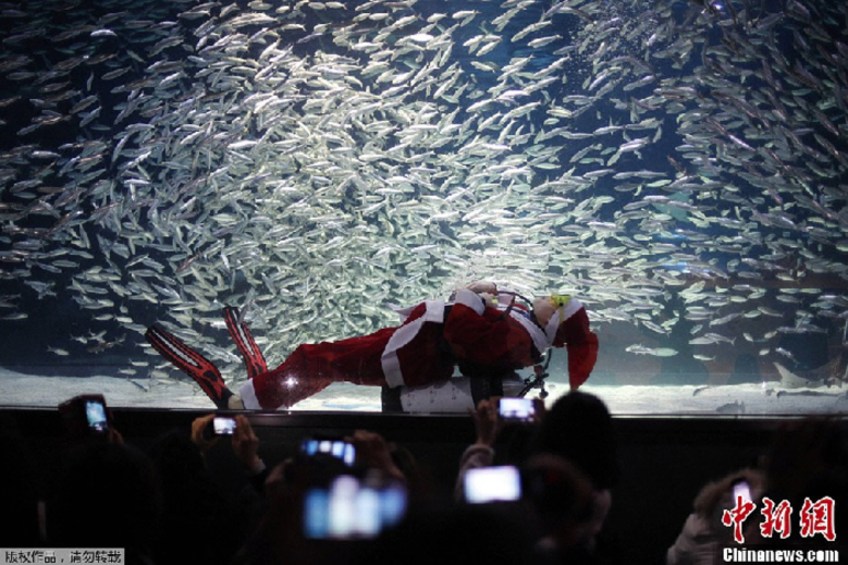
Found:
[381,300,445,388]
[507,308,550,353]
[453,288,485,314]
[237,379,261,410]
[545,297,583,343]
[393,304,415,320]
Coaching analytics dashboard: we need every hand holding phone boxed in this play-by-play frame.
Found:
[202,414,238,440]
[212,415,238,435]
[58,394,111,439]
[303,474,408,539]
[301,437,356,467]
[463,465,522,504]
[498,397,540,423]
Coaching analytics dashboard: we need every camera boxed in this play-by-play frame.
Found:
[301,437,356,467]
[463,465,522,504]
[303,474,408,540]
[202,414,238,439]
[212,415,237,435]
[58,394,111,438]
[498,397,539,423]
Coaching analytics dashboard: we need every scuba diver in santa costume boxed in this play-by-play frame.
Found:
[144,281,599,411]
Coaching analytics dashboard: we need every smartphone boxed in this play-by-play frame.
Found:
[463,465,522,504]
[498,397,538,423]
[301,437,356,467]
[303,474,407,540]
[83,396,110,433]
[732,479,752,503]
[212,415,237,436]
[58,394,111,438]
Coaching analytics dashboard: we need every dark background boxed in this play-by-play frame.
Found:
[5,407,838,564]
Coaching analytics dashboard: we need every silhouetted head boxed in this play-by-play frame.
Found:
[48,442,162,561]
[533,391,618,490]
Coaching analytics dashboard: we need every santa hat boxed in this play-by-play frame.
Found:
[544,297,599,390]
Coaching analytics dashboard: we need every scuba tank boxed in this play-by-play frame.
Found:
[381,372,527,414]
[382,288,553,413]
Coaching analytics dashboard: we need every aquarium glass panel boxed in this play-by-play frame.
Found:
[1,0,846,416]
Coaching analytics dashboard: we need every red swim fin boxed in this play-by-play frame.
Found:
[223,306,268,380]
[145,323,232,409]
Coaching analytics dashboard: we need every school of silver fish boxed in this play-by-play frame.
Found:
[0,0,846,391]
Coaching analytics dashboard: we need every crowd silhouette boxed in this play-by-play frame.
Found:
[1,391,845,565]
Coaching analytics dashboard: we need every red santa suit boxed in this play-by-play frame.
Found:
[237,288,599,410]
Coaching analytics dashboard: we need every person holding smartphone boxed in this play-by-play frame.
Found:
[191,413,268,490]
[58,394,125,446]
[454,396,543,501]
[666,469,766,565]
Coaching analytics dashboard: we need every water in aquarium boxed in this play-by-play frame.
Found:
[0,0,846,415]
